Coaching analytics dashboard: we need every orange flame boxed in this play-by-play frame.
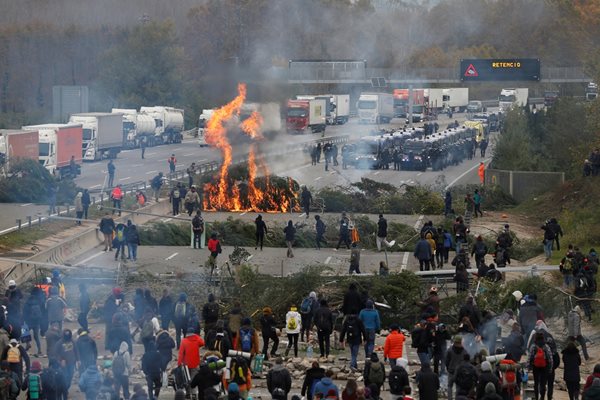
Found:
[203,83,299,212]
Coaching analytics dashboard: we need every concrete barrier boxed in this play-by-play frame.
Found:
[485,168,565,203]
[3,199,174,284]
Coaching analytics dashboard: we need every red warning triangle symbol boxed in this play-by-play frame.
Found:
[464,64,479,77]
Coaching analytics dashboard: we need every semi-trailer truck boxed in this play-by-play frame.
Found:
[140,106,184,144]
[22,124,82,179]
[499,88,529,112]
[286,99,326,134]
[112,109,156,148]
[0,129,39,170]
[69,113,123,161]
[297,94,350,124]
[357,93,394,124]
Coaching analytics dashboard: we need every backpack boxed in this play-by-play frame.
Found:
[300,297,312,314]
[30,303,42,320]
[173,189,180,199]
[240,328,253,352]
[562,257,573,272]
[269,369,287,391]
[499,360,518,390]
[533,346,547,368]
[475,243,487,256]
[456,365,477,389]
[316,311,332,332]
[287,316,298,331]
[28,374,42,400]
[389,366,408,394]
[112,351,126,376]
[141,320,154,340]
[174,302,187,320]
[210,336,223,353]
[229,356,249,386]
[151,176,161,189]
[7,346,20,363]
[0,376,12,400]
[116,227,125,242]
[495,248,506,266]
[192,216,204,233]
[410,328,421,348]
[368,361,385,386]
[205,302,219,322]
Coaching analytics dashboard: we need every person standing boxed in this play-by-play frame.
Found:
[547,218,564,251]
[48,184,57,215]
[300,292,318,343]
[177,326,205,398]
[78,283,91,332]
[81,189,91,220]
[107,160,116,187]
[74,192,83,225]
[184,186,201,216]
[301,187,312,218]
[349,242,361,274]
[284,306,301,358]
[168,154,177,173]
[376,214,396,251]
[562,339,582,400]
[284,220,296,258]
[363,353,386,392]
[542,222,556,261]
[192,211,204,249]
[170,183,182,216]
[315,215,327,250]
[46,287,67,331]
[473,189,483,218]
[383,324,405,367]
[113,222,127,261]
[112,341,132,400]
[78,363,102,400]
[358,300,380,358]
[255,215,267,251]
[266,358,292,399]
[314,299,333,359]
[55,329,78,396]
[478,162,485,185]
[207,233,222,272]
[76,329,98,371]
[126,220,140,261]
[142,341,164,400]
[111,184,123,216]
[23,289,43,357]
[302,362,326,400]
[150,172,163,202]
[140,136,147,159]
[336,212,351,250]
[528,332,553,400]
[186,163,196,188]
[159,289,174,331]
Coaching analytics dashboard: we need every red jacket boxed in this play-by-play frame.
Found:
[208,238,220,253]
[384,330,405,360]
[177,334,205,369]
[584,373,600,393]
[111,187,123,200]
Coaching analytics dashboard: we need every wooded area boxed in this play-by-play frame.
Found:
[0,0,598,127]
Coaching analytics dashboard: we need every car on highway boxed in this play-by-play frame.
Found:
[467,100,486,113]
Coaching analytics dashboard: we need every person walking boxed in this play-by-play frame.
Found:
[173,293,195,349]
[168,154,177,173]
[414,234,433,271]
[207,233,222,272]
[75,329,98,376]
[562,339,582,400]
[113,222,127,261]
[260,307,279,360]
[46,287,67,331]
[126,220,140,261]
[184,186,201,216]
[315,215,327,250]
[284,306,301,358]
[568,305,590,361]
[78,283,91,332]
[349,242,361,274]
[81,189,91,220]
[74,192,83,225]
[473,189,483,217]
[55,329,78,396]
[99,213,115,251]
[340,314,366,371]
[108,160,116,187]
[376,214,396,251]
[150,172,163,202]
[177,326,205,398]
[302,362,326,400]
[142,341,163,400]
[358,300,380,358]
[300,292,318,343]
[23,288,44,357]
[314,299,333,359]
[284,220,296,258]
[255,215,267,251]
[140,136,147,159]
[266,358,292,400]
[112,341,132,400]
[542,222,556,261]
[528,332,553,400]
[301,186,312,218]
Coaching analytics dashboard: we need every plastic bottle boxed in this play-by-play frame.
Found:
[306,344,313,358]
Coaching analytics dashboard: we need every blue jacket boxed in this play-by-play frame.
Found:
[313,377,339,399]
[414,239,432,260]
[358,308,381,331]
[443,232,453,248]
[79,365,102,400]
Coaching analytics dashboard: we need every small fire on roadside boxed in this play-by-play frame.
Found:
[203,83,298,212]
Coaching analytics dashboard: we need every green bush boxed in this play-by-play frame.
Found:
[449,184,516,212]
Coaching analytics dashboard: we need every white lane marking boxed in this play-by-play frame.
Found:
[131,164,143,167]
[183,153,195,156]
[240,212,247,216]
[119,177,131,181]
[401,252,409,270]
[413,215,424,230]
[325,256,332,264]
[122,150,132,153]
[20,203,32,207]
[146,170,157,175]
[165,252,178,261]
[417,172,423,176]
[77,251,105,266]
[146,152,156,156]
[198,159,208,162]
[315,177,322,181]
[161,218,173,223]
[299,213,306,218]
[90,184,101,189]
[373,171,380,176]
[247,255,254,261]
[445,158,491,190]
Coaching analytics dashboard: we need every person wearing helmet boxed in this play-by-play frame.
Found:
[417,287,440,317]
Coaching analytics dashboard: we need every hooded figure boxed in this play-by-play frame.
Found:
[363,352,385,389]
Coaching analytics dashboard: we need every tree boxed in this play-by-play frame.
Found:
[99,20,184,107]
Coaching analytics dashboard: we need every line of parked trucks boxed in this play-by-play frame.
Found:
[0,105,185,179]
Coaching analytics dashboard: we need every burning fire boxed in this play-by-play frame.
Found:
[203,83,298,212]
